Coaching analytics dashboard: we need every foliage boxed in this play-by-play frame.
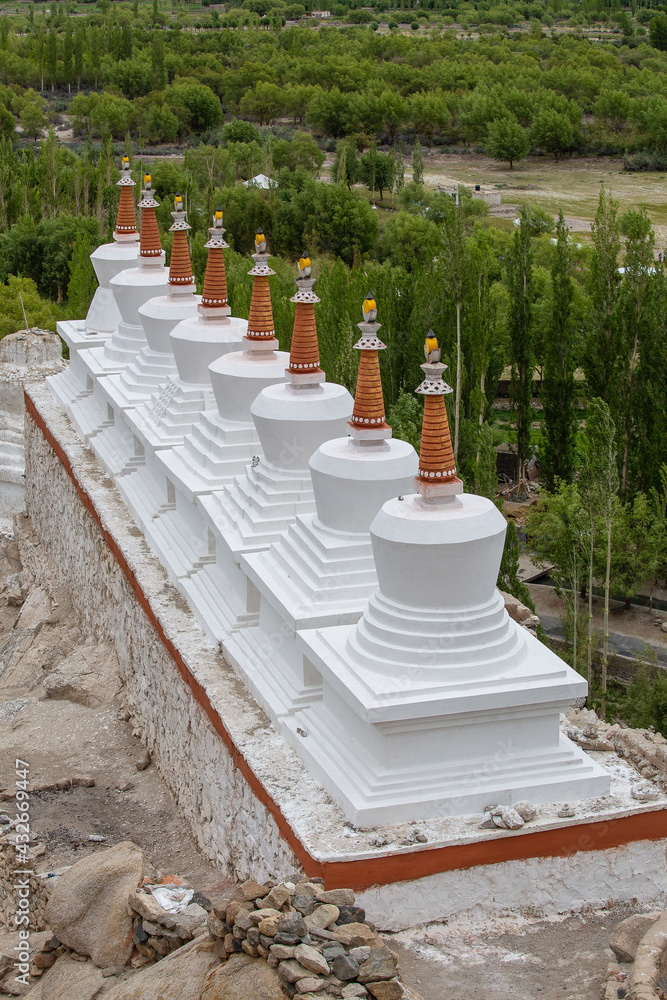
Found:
[541,211,577,491]
[0,275,62,338]
[485,115,529,168]
[67,230,97,318]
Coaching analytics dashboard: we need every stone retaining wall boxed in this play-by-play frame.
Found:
[23,389,298,882]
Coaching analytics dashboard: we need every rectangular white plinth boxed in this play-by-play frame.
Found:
[26,382,667,930]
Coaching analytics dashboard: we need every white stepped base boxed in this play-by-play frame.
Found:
[89,417,143,479]
[243,514,377,632]
[185,465,317,642]
[201,461,316,562]
[283,700,611,826]
[100,348,178,412]
[80,321,148,376]
[125,380,217,456]
[56,319,110,354]
[49,320,111,416]
[224,623,324,724]
[47,368,91,416]
[116,459,170,531]
[181,563,259,645]
[156,411,260,504]
[146,506,214,585]
[67,380,114,444]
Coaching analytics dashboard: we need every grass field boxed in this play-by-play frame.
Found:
[419,151,667,247]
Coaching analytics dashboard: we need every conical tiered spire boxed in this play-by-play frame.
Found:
[199,208,230,320]
[114,156,139,243]
[349,294,390,440]
[168,193,195,292]
[414,333,463,498]
[137,174,163,262]
[286,252,324,386]
[244,228,278,351]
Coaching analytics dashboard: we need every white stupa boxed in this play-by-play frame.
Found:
[226,295,418,722]
[90,192,201,477]
[283,337,610,826]
[182,254,353,644]
[118,209,248,568]
[63,173,169,445]
[49,156,142,415]
[147,230,290,584]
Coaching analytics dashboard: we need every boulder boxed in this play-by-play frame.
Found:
[44,642,122,708]
[201,952,285,1000]
[45,841,144,968]
[102,934,217,1000]
[609,912,662,963]
[40,955,108,1000]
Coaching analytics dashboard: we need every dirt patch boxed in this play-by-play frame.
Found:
[388,906,636,1000]
[419,150,667,248]
[0,524,229,901]
[528,581,667,652]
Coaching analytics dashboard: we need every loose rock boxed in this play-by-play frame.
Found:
[45,841,143,969]
[305,904,340,931]
[295,944,330,976]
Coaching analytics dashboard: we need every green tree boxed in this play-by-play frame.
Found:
[617,207,656,496]
[391,145,404,210]
[650,13,667,50]
[306,87,350,139]
[62,20,73,93]
[541,211,577,491]
[0,275,61,339]
[0,104,14,141]
[440,198,466,458]
[332,137,357,189]
[67,231,97,318]
[497,506,534,609]
[583,187,621,405]
[239,81,284,125]
[45,25,57,91]
[20,101,46,140]
[486,116,530,168]
[387,389,422,451]
[507,208,533,484]
[610,492,659,609]
[526,482,588,673]
[579,398,619,720]
[412,138,424,185]
[530,108,574,160]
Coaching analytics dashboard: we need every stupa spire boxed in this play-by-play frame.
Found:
[286,252,324,387]
[137,174,163,263]
[199,208,230,320]
[168,193,195,292]
[245,228,278,350]
[414,333,463,498]
[114,155,139,243]
[349,294,390,440]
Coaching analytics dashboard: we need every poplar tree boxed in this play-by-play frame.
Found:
[507,208,533,485]
[411,138,423,186]
[441,198,466,458]
[67,231,97,318]
[579,398,618,720]
[583,187,621,405]
[617,207,655,497]
[62,21,72,93]
[391,145,404,209]
[73,24,84,89]
[541,211,577,491]
[45,25,57,90]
